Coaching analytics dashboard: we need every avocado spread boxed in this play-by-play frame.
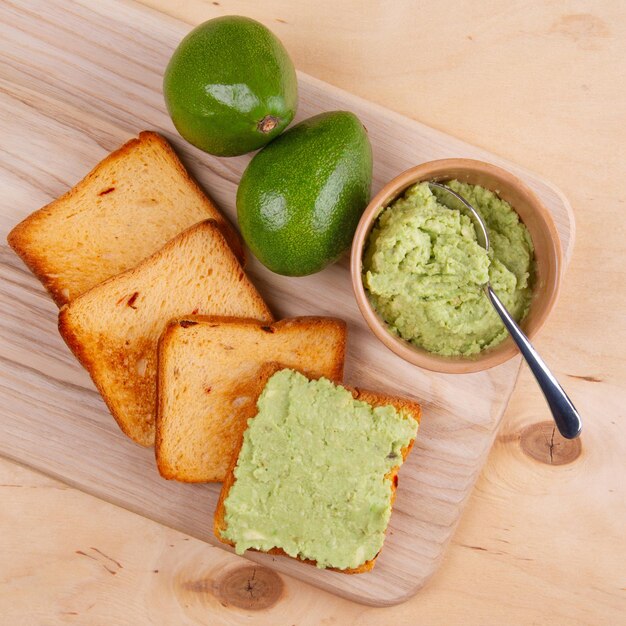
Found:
[363,181,535,356]
[222,369,418,570]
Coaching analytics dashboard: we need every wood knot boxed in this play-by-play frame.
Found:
[213,566,283,610]
[519,421,582,466]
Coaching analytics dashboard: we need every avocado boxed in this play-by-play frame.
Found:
[163,16,297,157]
[236,111,373,276]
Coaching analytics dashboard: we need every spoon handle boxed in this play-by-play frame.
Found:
[485,285,582,439]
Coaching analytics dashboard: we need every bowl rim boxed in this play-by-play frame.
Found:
[350,158,563,374]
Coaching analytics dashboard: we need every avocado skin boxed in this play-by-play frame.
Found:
[236,111,373,276]
[164,16,297,157]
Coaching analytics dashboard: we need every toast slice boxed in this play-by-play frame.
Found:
[156,316,347,482]
[214,364,421,574]
[8,131,243,306]
[58,221,272,446]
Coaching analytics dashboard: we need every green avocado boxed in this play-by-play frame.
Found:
[236,111,373,276]
[163,16,297,157]
[222,369,418,570]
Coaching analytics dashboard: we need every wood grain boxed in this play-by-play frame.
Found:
[1,0,624,621]
[0,0,576,607]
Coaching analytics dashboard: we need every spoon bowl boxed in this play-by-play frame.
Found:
[427,181,489,250]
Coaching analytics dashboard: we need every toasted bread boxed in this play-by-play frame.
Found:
[58,221,272,446]
[8,131,243,306]
[155,316,347,483]
[214,364,421,574]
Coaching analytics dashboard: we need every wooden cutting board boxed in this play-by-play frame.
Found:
[0,0,574,607]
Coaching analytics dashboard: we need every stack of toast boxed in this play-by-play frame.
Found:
[8,131,420,573]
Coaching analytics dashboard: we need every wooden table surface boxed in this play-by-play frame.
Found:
[1,1,624,624]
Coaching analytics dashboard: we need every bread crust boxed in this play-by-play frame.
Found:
[8,131,244,306]
[58,302,147,444]
[136,132,244,263]
[214,364,421,574]
[154,316,347,480]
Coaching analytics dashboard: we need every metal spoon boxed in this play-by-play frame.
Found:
[428,181,582,439]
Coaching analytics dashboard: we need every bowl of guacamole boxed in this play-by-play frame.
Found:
[350,159,563,373]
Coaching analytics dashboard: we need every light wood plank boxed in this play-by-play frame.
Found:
[0,0,616,608]
[1,0,624,622]
[0,0,597,609]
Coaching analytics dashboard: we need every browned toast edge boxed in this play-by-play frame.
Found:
[8,131,244,306]
[137,132,245,264]
[213,364,421,574]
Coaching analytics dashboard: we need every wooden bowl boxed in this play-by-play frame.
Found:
[350,158,563,374]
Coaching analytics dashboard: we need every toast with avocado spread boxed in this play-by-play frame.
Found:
[215,365,420,573]
[156,316,347,482]
[58,221,272,447]
[8,131,242,306]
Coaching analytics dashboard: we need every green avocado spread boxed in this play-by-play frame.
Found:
[363,181,535,356]
[222,369,418,570]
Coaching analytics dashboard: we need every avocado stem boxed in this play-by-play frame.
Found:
[257,115,279,134]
